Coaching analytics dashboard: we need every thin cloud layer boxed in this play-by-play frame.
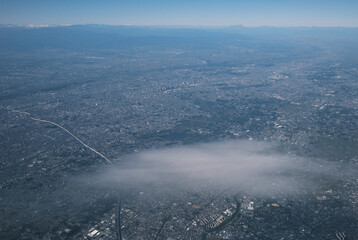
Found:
[94,140,334,196]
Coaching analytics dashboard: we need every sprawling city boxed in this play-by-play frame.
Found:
[0,23,358,239]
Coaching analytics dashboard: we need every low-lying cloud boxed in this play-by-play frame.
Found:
[93,140,335,196]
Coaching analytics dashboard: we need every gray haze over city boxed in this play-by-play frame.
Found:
[92,140,338,196]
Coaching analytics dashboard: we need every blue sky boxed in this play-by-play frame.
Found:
[1,0,358,27]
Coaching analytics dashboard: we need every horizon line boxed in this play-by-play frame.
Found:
[1,23,358,29]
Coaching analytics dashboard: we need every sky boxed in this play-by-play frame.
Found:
[1,0,358,27]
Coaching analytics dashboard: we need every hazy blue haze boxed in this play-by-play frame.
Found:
[1,0,358,27]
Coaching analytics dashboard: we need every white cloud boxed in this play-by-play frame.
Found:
[92,140,334,196]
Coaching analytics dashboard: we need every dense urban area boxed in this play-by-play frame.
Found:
[0,25,358,239]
